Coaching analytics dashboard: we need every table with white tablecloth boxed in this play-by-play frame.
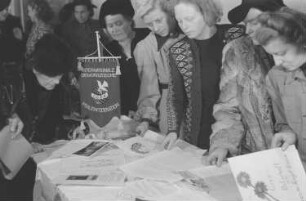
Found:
[32,137,242,201]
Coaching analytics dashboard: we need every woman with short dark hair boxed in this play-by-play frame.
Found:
[99,0,150,116]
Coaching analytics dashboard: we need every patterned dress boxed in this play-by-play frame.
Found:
[167,25,245,148]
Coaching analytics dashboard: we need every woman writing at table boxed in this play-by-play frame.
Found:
[255,8,306,170]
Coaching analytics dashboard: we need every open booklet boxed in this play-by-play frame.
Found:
[228,145,306,201]
[0,126,34,179]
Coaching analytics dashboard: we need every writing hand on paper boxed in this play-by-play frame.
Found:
[135,121,149,136]
[161,132,177,150]
[206,148,228,167]
[8,114,23,139]
[271,132,297,151]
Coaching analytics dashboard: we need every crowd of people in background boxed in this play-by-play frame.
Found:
[1,0,306,200]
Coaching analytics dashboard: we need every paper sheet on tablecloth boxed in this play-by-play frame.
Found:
[60,154,125,175]
[32,140,68,164]
[115,130,164,157]
[54,152,126,186]
[0,126,34,179]
[55,169,126,186]
[189,163,231,178]
[159,187,217,201]
[116,179,216,201]
[0,126,11,158]
[58,185,122,201]
[47,139,120,160]
[229,145,306,201]
[120,147,203,183]
[174,139,207,156]
[116,179,178,200]
[189,163,242,201]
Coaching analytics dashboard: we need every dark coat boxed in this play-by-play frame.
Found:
[0,15,24,63]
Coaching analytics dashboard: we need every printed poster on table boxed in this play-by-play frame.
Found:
[228,145,306,201]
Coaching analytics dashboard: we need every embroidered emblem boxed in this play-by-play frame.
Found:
[91,80,109,104]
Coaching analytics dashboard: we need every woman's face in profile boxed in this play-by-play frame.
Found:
[33,69,63,90]
[105,14,133,42]
[263,38,306,71]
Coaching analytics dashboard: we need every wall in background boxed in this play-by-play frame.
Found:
[218,0,306,23]
[130,0,306,26]
[10,0,306,30]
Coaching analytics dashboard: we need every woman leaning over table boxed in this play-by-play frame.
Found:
[255,7,306,170]
[132,0,185,135]
[164,0,244,149]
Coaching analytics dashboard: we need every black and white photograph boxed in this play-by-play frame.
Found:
[1,0,306,200]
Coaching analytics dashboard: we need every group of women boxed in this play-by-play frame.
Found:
[98,0,306,170]
[1,0,306,199]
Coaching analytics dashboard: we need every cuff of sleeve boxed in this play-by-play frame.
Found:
[275,124,296,134]
[141,118,153,125]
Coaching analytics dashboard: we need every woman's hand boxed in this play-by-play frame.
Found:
[8,113,24,139]
[206,148,229,167]
[135,121,149,136]
[160,132,178,150]
[271,132,297,150]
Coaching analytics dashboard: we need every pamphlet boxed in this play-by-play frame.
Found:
[0,126,34,179]
[229,146,306,201]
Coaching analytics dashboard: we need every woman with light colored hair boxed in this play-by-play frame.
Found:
[255,7,306,170]
[132,0,185,135]
[163,0,245,149]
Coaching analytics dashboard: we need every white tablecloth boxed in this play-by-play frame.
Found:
[32,139,241,201]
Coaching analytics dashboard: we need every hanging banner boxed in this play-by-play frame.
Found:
[79,59,120,127]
